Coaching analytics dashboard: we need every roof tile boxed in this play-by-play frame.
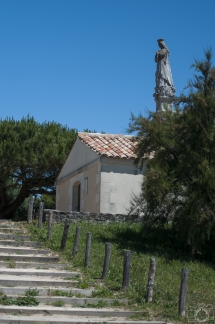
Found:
[78,132,137,159]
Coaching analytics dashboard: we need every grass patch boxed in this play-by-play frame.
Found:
[7,260,16,268]
[15,296,39,306]
[83,300,108,308]
[25,288,39,297]
[15,238,24,242]
[0,295,14,305]
[0,295,39,306]
[77,280,90,289]
[48,289,85,298]
[52,300,65,307]
[26,221,215,322]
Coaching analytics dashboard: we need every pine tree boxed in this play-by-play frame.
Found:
[0,116,77,218]
[128,49,215,255]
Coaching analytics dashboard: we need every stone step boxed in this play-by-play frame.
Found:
[0,246,50,255]
[0,240,42,247]
[0,315,164,324]
[4,295,127,306]
[0,260,67,269]
[0,221,148,324]
[0,234,31,240]
[0,268,80,277]
[0,223,20,229]
[0,305,135,317]
[0,228,23,233]
[0,221,18,226]
[0,254,59,262]
[0,276,79,287]
[0,287,93,296]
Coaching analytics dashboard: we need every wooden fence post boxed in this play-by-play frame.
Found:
[146,258,156,302]
[72,227,81,257]
[122,250,131,289]
[47,210,53,241]
[61,219,70,250]
[38,202,44,229]
[85,232,91,267]
[101,243,111,279]
[178,268,188,316]
[27,197,34,223]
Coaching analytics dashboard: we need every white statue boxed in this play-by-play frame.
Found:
[153,39,175,112]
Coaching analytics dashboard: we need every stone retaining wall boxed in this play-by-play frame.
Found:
[43,210,141,223]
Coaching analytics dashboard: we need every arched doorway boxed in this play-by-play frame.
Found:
[72,181,81,211]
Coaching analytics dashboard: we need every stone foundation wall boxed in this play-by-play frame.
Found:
[43,210,141,223]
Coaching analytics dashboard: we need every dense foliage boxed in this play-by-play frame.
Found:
[128,49,215,257]
[0,116,77,218]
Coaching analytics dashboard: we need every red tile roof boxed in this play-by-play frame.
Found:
[78,132,137,159]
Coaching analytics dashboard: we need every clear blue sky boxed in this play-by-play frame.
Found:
[0,0,214,134]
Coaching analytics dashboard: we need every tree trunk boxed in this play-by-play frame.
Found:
[0,186,28,219]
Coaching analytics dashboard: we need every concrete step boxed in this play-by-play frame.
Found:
[0,221,147,324]
[0,228,23,233]
[0,275,79,287]
[0,253,59,262]
[0,246,50,255]
[0,224,19,227]
[0,227,24,234]
[0,315,164,324]
[0,234,31,240]
[0,260,67,269]
[0,219,17,225]
[0,240,42,247]
[0,268,80,278]
[0,305,135,317]
[4,295,127,306]
[0,287,93,296]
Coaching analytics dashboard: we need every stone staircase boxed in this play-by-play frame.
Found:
[0,220,165,323]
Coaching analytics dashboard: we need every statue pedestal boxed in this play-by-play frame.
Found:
[153,85,176,112]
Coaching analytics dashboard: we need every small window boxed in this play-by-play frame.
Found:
[84,177,88,194]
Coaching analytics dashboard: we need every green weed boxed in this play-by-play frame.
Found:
[15,296,39,306]
[52,300,65,307]
[48,289,85,298]
[25,288,39,297]
[77,280,90,289]
[83,300,108,308]
[0,295,13,305]
[7,261,16,268]
[0,294,39,306]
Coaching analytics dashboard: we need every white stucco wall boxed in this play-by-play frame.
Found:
[56,166,100,212]
[67,162,101,212]
[57,138,98,180]
[56,142,145,214]
[100,157,144,214]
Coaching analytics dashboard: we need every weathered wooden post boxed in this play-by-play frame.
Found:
[47,210,53,241]
[122,250,131,289]
[178,268,188,316]
[38,202,44,229]
[61,219,70,250]
[85,232,91,267]
[27,197,34,223]
[72,227,81,257]
[146,258,156,302]
[101,243,111,279]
